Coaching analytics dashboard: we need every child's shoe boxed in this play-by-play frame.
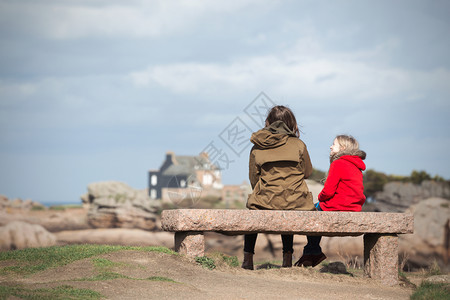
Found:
[294,253,326,267]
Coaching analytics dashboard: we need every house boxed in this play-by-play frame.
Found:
[148,151,222,200]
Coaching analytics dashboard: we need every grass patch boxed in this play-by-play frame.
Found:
[77,272,178,283]
[221,254,239,267]
[0,245,177,276]
[79,272,130,281]
[31,205,46,211]
[91,258,120,269]
[146,276,177,283]
[0,284,103,299]
[195,256,216,270]
[207,252,239,268]
[49,204,82,210]
[410,282,450,300]
[427,260,442,276]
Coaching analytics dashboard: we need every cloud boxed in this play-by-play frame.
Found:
[128,43,450,106]
[0,0,272,39]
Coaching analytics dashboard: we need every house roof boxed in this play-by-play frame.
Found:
[161,153,219,176]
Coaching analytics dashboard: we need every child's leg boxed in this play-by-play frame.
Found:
[244,233,258,254]
[303,235,323,255]
[281,234,294,253]
[304,202,323,255]
[315,202,323,211]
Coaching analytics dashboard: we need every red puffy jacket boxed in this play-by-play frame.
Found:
[318,155,366,211]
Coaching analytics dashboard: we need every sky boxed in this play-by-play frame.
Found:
[1,0,449,204]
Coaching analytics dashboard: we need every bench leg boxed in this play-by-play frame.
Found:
[174,232,205,258]
[364,234,398,286]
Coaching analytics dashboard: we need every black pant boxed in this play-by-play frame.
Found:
[244,233,294,254]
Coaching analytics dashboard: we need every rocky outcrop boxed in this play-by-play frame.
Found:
[399,197,450,271]
[0,195,45,211]
[82,181,159,231]
[373,181,450,212]
[0,221,56,250]
[0,208,90,232]
[55,228,173,247]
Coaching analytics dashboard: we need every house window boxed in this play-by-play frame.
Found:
[150,189,157,199]
[203,173,213,185]
[151,175,158,186]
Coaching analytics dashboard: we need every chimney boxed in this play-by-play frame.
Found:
[166,151,177,165]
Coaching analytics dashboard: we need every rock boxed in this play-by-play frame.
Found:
[399,197,450,272]
[0,195,45,211]
[423,275,450,285]
[0,221,56,250]
[373,181,450,212]
[320,261,352,275]
[84,181,159,231]
[161,209,413,235]
[0,207,90,232]
[10,198,24,209]
[55,228,173,247]
[0,195,8,208]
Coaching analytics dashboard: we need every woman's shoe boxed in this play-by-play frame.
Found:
[241,252,254,270]
[294,253,326,267]
[282,252,292,268]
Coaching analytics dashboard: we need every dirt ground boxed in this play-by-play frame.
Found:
[0,250,417,300]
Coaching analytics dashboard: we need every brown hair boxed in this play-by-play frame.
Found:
[265,105,300,137]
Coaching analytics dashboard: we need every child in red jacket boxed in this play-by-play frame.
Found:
[294,135,366,267]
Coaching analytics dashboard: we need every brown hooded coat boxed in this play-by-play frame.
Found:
[247,121,315,211]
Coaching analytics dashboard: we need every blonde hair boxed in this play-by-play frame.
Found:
[335,135,359,153]
[331,135,366,162]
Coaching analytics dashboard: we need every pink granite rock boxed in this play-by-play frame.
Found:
[364,234,399,286]
[161,209,414,286]
[175,232,205,257]
[161,209,414,235]
[0,221,56,250]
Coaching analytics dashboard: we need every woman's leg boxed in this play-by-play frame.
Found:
[244,233,258,254]
[281,234,294,267]
[281,234,294,253]
[242,233,258,270]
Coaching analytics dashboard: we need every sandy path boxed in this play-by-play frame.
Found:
[3,250,413,300]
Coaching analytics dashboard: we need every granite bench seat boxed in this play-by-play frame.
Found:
[161,209,414,286]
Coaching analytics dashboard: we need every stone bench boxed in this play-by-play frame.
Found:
[161,209,414,286]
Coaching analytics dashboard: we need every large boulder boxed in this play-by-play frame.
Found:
[82,181,159,231]
[399,197,450,271]
[0,221,56,250]
[373,181,450,212]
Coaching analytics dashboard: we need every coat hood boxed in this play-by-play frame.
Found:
[340,154,366,171]
[330,149,366,170]
[250,120,297,149]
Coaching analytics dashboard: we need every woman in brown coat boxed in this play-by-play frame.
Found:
[242,105,315,270]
